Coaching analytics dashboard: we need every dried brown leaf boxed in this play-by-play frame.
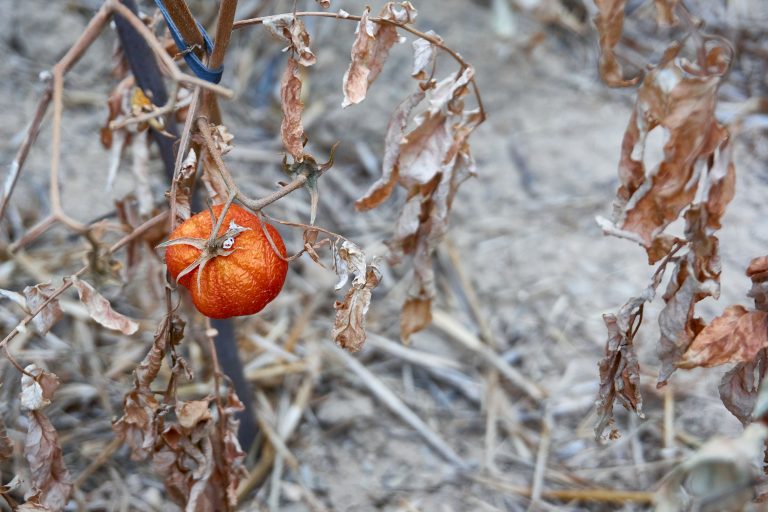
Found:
[356,90,426,211]
[22,283,63,335]
[679,306,768,369]
[263,14,316,66]
[341,2,417,107]
[24,406,72,510]
[176,399,212,430]
[113,388,160,460]
[71,276,139,335]
[400,297,432,344]
[606,42,732,249]
[333,265,381,352]
[593,0,639,87]
[411,32,441,80]
[719,349,768,425]
[280,56,305,161]
[20,365,60,412]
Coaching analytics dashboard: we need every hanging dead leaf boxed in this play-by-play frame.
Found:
[719,349,768,425]
[71,276,139,335]
[263,14,316,66]
[280,56,305,162]
[603,41,733,249]
[22,367,72,511]
[679,306,768,369]
[341,2,417,107]
[593,0,639,87]
[22,283,63,335]
[594,308,646,440]
[411,31,441,80]
[400,297,432,344]
[333,245,381,353]
[356,89,426,210]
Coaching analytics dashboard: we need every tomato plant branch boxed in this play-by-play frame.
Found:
[196,116,331,213]
[232,10,486,120]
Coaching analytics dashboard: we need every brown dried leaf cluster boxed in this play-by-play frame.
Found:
[341,2,417,107]
[113,315,245,509]
[20,365,72,511]
[154,395,246,511]
[595,29,742,433]
[357,63,481,341]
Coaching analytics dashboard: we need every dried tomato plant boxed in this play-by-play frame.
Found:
[0,1,484,510]
[592,0,768,443]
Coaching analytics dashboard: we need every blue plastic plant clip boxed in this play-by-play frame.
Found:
[153,0,223,83]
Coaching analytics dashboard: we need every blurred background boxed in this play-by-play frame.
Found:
[1,0,768,510]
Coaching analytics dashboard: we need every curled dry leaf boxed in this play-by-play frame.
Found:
[593,0,639,87]
[679,306,768,369]
[719,349,767,425]
[655,423,767,512]
[332,241,381,352]
[281,56,305,162]
[71,276,139,335]
[113,388,160,460]
[602,41,733,249]
[357,63,480,341]
[113,315,180,459]
[23,283,63,335]
[314,0,330,7]
[411,31,441,80]
[341,2,417,107]
[21,365,60,412]
[713,257,768,424]
[594,304,646,440]
[356,89,426,210]
[153,395,245,511]
[21,366,72,511]
[263,14,316,66]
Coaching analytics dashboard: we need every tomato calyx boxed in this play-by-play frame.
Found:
[159,202,251,291]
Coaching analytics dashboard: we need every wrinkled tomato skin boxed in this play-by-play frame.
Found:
[165,205,288,319]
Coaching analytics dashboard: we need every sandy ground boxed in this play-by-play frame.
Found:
[1,0,767,511]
